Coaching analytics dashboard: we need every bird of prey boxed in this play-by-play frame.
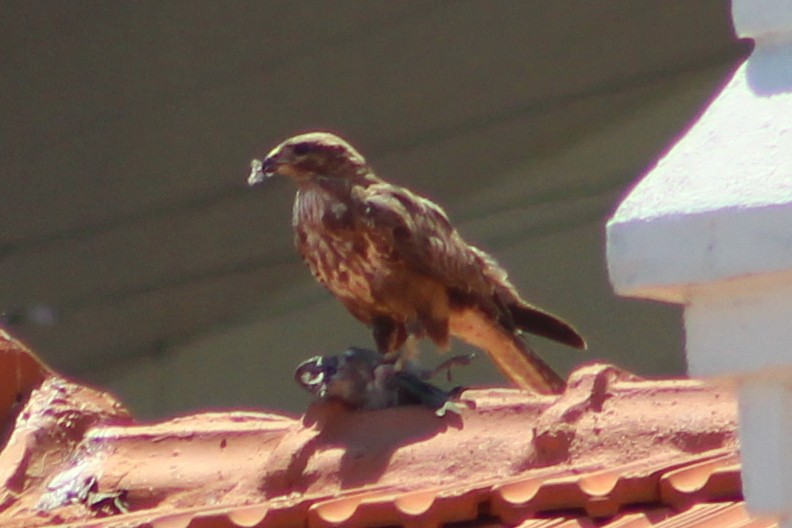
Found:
[248,132,585,394]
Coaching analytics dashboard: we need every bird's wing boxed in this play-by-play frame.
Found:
[358,183,493,296]
[359,182,586,349]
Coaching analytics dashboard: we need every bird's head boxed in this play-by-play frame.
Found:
[248,132,369,185]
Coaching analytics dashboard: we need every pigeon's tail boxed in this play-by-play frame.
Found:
[449,307,565,394]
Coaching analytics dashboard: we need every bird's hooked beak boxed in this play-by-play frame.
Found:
[247,157,275,186]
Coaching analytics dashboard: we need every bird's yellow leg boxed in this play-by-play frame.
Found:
[394,335,420,371]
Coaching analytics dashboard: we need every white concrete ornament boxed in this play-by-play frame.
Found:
[607,0,792,523]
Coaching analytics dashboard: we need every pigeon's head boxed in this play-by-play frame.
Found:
[248,132,369,185]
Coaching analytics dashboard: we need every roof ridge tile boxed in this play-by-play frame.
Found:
[0,335,775,528]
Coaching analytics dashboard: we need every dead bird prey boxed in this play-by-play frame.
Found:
[249,132,585,393]
[295,347,461,415]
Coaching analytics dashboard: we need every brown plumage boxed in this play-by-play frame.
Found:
[249,132,585,393]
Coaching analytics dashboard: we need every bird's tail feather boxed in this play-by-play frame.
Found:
[508,301,586,350]
[450,307,565,394]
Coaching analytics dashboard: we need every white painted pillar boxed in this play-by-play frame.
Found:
[606,0,792,523]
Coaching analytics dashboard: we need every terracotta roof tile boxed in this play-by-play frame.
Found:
[660,455,742,510]
[0,332,778,527]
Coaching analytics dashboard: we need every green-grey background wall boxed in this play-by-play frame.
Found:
[0,1,747,418]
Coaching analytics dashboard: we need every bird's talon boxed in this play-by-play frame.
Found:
[432,352,477,381]
[435,400,463,417]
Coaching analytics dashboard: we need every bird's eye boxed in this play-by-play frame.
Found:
[292,143,313,156]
